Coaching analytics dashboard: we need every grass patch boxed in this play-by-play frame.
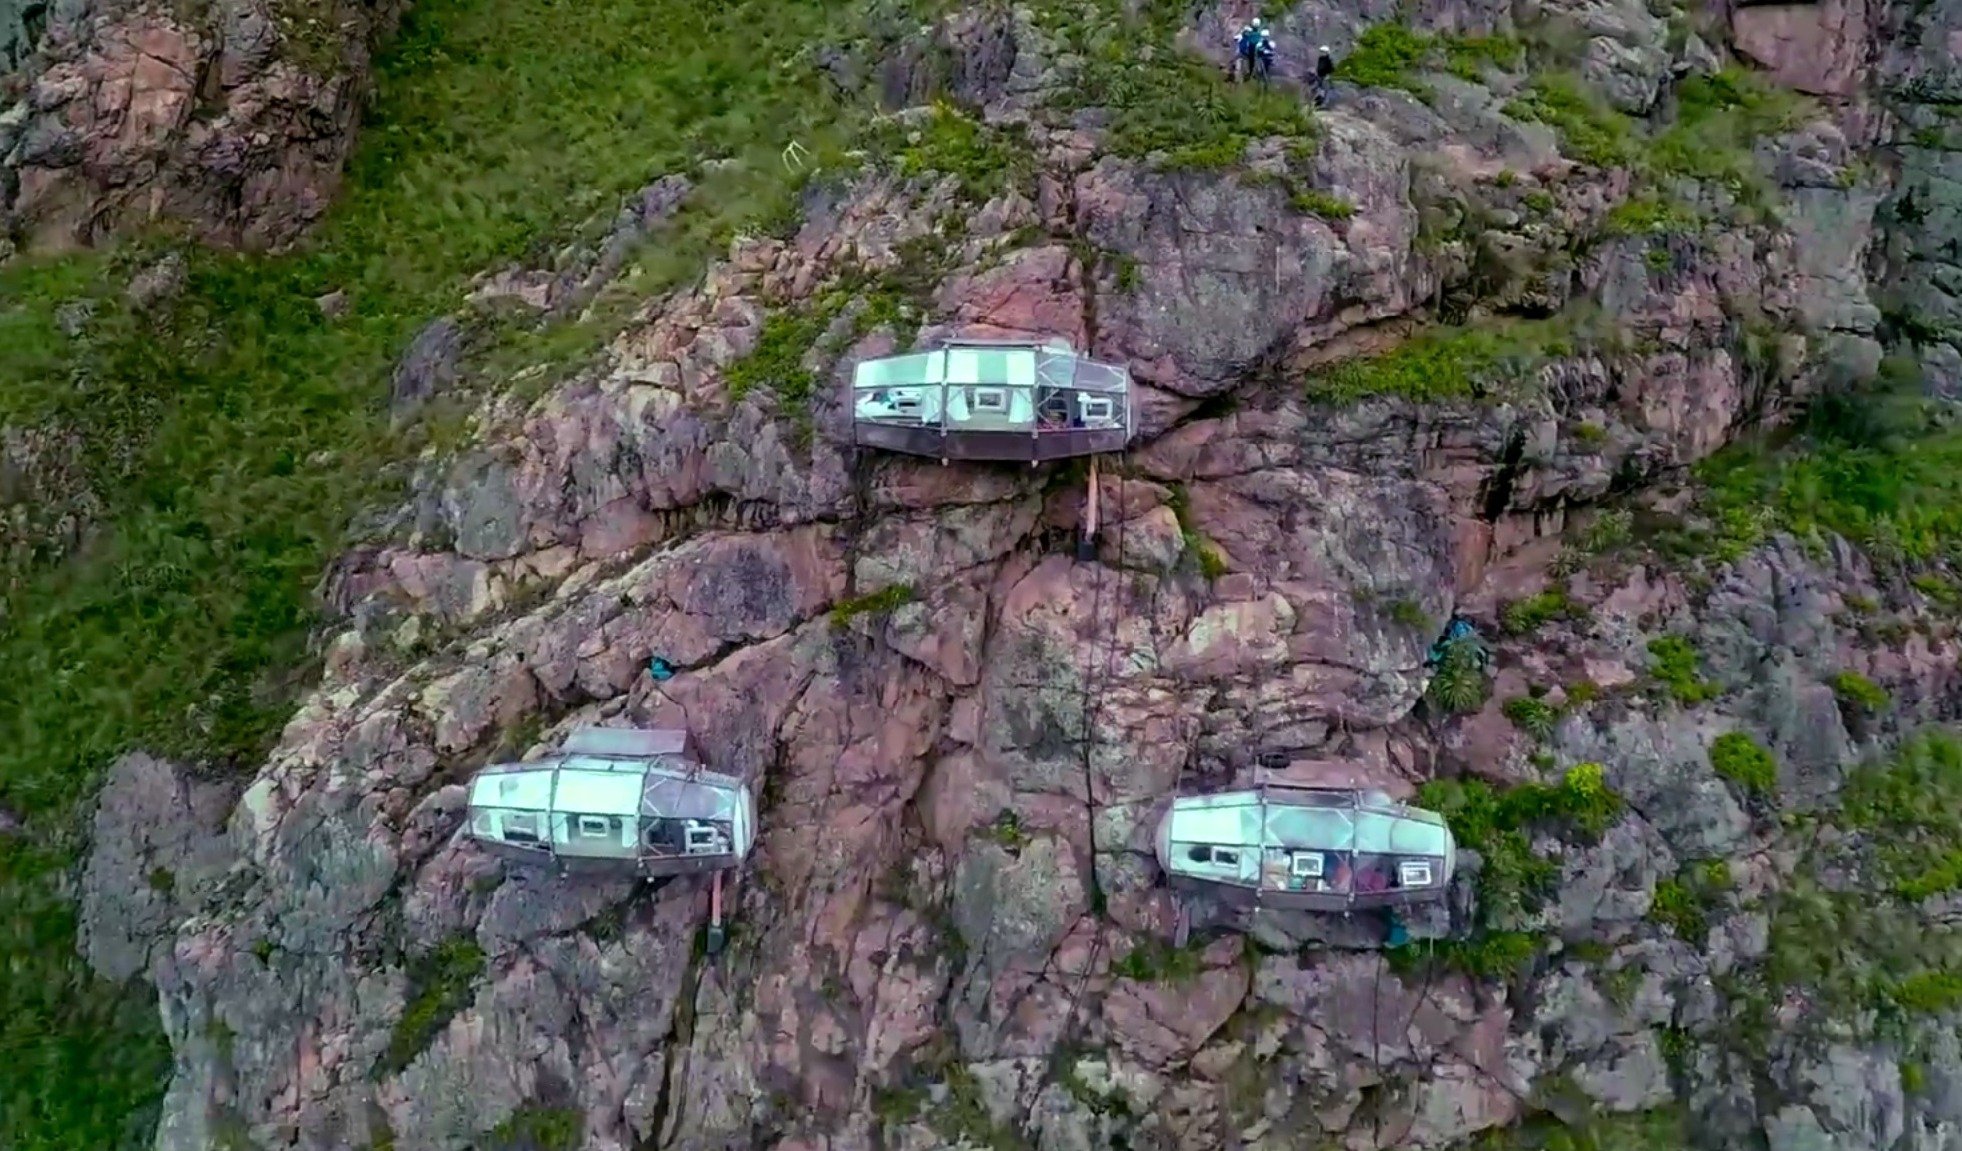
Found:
[1695,392,1962,569]
[1502,695,1560,741]
[1831,669,1891,712]
[1165,485,1229,579]
[0,0,891,1138]
[1046,4,1314,171]
[1386,597,1430,630]
[482,1106,582,1151]
[381,937,486,1076]
[1303,314,1582,404]
[1335,22,1432,93]
[1500,587,1577,635]
[985,809,1030,852]
[1334,23,1523,95]
[1766,873,1961,1024]
[1755,733,1962,1030]
[1416,763,1624,970]
[1504,74,1641,168]
[1601,193,1699,237]
[1841,731,1962,902]
[1440,34,1525,82]
[1401,929,1542,980]
[1290,189,1356,220]
[1709,731,1778,796]
[724,308,829,404]
[1650,67,1811,199]
[886,100,1030,196]
[1111,936,1206,983]
[1646,634,1717,705]
[1649,860,1731,943]
[830,583,917,624]
[1466,1107,1691,1151]
[932,1064,1027,1151]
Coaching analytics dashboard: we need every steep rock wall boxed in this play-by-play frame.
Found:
[67,2,1962,1151]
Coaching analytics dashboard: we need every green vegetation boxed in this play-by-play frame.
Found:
[1335,22,1523,94]
[1687,352,1952,567]
[830,583,918,624]
[1441,35,1526,83]
[872,1083,929,1124]
[985,809,1031,852]
[1650,68,1811,199]
[1504,74,1641,168]
[482,1106,582,1151]
[1601,193,1698,238]
[1650,861,1730,943]
[382,937,486,1075]
[888,101,1030,196]
[1111,936,1206,982]
[1336,23,1432,92]
[933,1064,1027,1151]
[1502,695,1560,741]
[1841,731,1962,902]
[1387,598,1431,630]
[0,0,903,1135]
[725,309,827,404]
[1645,635,1717,705]
[1412,929,1543,980]
[1415,764,1624,974]
[1303,314,1584,404]
[1045,4,1314,171]
[1165,485,1229,578]
[1709,731,1778,796]
[1831,669,1891,712]
[1501,587,1578,635]
[1751,732,1962,1034]
[1426,633,1491,715]
[1291,189,1357,220]
[1498,66,1807,219]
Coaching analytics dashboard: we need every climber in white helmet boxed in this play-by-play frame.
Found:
[1234,16,1275,81]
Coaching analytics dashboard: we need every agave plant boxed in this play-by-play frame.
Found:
[1426,636,1490,715]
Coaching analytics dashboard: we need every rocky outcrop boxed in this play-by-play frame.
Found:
[78,752,237,984]
[0,419,100,598]
[0,0,402,249]
[68,1,1962,1150]
[1874,0,1962,395]
[1,0,38,72]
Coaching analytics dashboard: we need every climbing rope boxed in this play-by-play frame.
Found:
[1015,455,1131,1130]
[1367,935,1445,1150]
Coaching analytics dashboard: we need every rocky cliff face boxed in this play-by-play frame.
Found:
[69,1,1962,1150]
[0,0,40,72]
[0,0,401,250]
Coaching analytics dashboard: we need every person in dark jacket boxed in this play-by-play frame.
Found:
[1234,17,1274,79]
[1307,44,1336,104]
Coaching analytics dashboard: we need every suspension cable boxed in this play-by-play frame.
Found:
[1016,455,1130,1131]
